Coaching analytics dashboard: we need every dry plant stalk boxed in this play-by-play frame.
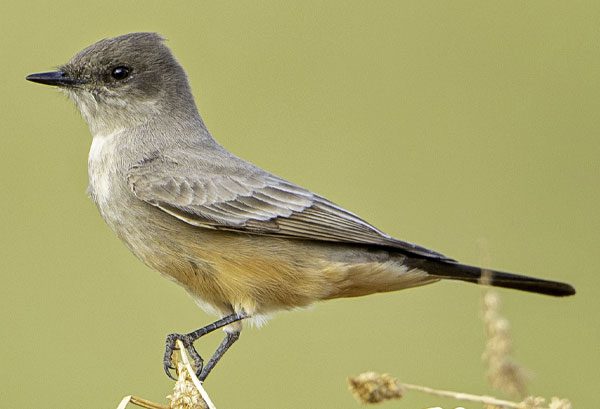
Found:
[116,340,215,409]
[116,395,169,409]
[347,372,572,409]
[481,271,529,398]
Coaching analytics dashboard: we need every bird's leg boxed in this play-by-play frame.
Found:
[198,330,241,381]
[163,311,248,380]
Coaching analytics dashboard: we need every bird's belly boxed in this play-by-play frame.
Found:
[126,224,435,316]
[127,224,338,316]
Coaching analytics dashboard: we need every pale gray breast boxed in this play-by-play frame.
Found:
[87,130,170,269]
[88,131,122,210]
[86,129,145,232]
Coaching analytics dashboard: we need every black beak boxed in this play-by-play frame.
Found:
[26,71,82,87]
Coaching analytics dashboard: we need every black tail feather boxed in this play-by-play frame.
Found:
[406,258,575,297]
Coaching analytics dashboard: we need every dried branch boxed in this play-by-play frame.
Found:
[481,277,529,398]
[116,340,216,409]
[347,372,571,409]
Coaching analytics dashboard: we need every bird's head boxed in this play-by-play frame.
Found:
[27,32,198,135]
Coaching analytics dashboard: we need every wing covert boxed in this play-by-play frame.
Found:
[127,155,451,260]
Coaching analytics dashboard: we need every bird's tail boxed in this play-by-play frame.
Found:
[405,258,575,297]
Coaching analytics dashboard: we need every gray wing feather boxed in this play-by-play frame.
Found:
[127,154,451,260]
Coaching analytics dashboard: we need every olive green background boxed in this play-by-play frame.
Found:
[1,1,598,408]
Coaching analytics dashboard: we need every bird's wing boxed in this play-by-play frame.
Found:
[127,154,451,260]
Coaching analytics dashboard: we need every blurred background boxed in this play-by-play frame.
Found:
[1,1,598,408]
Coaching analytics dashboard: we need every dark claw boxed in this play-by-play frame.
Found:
[164,364,177,381]
[163,332,204,380]
[163,333,183,380]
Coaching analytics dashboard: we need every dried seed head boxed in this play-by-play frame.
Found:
[348,372,404,404]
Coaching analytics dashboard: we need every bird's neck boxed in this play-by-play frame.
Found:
[86,100,207,141]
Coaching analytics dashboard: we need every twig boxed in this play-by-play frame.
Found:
[116,340,216,409]
[174,340,217,409]
[479,239,529,398]
[116,395,169,409]
[399,381,520,408]
[348,372,571,408]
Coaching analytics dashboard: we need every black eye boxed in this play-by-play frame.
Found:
[111,66,130,80]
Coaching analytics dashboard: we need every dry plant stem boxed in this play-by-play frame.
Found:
[479,240,529,399]
[348,372,571,409]
[400,382,521,408]
[481,288,529,398]
[116,340,216,409]
[175,340,217,409]
[116,395,169,409]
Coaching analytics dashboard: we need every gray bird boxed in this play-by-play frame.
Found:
[26,32,575,381]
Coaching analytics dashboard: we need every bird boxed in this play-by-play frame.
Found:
[26,32,575,381]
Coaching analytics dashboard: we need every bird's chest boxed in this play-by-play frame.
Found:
[87,132,124,217]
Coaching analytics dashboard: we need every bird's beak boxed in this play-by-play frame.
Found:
[26,71,83,87]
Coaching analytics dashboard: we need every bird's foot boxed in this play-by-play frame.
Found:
[163,333,204,380]
[162,312,248,381]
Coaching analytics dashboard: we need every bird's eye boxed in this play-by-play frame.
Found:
[111,66,130,80]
